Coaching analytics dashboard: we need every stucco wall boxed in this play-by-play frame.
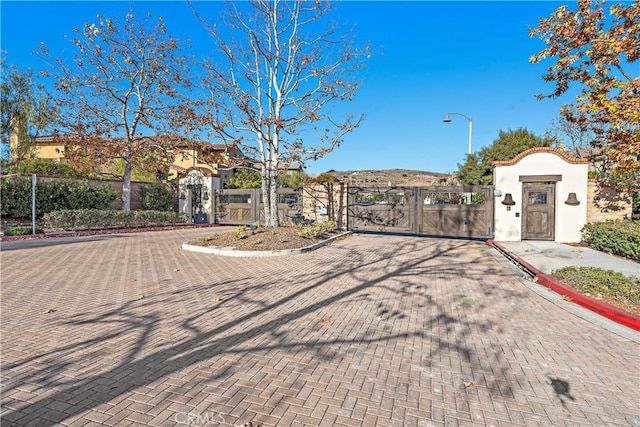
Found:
[178,171,221,224]
[33,145,66,161]
[494,151,588,243]
[172,151,215,172]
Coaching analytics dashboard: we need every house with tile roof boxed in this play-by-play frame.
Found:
[22,134,242,186]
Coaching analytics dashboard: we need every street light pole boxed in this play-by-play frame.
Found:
[443,112,473,156]
[444,112,474,205]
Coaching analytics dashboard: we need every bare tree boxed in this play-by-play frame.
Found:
[545,106,600,156]
[545,105,609,178]
[190,0,368,226]
[39,8,194,210]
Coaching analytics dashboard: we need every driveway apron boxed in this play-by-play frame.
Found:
[1,229,638,426]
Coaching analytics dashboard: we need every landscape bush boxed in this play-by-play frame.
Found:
[138,182,174,211]
[551,266,639,310]
[3,226,45,236]
[10,159,87,178]
[580,220,640,261]
[43,209,189,231]
[0,176,117,218]
[295,220,336,238]
[233,225,249,239]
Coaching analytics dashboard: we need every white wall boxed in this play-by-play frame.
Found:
[178,170,221,224]
[494,152,588,242]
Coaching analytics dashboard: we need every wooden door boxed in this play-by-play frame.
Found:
[522,184,555,240]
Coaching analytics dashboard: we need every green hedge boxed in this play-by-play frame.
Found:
[11,159,87,178]
[138,182,174,211]
[1,177,117,219]
[581,220,640,262]
[43,209,189,231]
[3,226,45,236]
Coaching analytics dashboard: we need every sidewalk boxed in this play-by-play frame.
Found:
[489,239,640,334]
[494,240,639,278]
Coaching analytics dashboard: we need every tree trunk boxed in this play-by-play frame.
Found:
[260,164,280,227]
[122,159,132,211]
[269,166,279,226]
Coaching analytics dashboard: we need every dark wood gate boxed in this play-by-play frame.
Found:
[522,183,555,240]
[347,186,494,239]
[214,188,302,225]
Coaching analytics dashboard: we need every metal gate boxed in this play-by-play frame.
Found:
[214,188,303,225]
[347,186,494,239]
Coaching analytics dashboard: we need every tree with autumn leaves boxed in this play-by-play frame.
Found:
[36,1,366,222]
[530,0,639,190]
[39,9,195,211]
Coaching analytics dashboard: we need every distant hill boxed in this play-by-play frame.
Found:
[314,169,457,186]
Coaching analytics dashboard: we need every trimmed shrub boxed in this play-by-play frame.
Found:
[295,220,336,238]
[138,182,174,211]
[3,226,45,236]
[552,266,640,307]
[0,177,32,218]
[0,177,116,219]
[581,220,640,261]
[43,209,189,231]
[11,159,87,178]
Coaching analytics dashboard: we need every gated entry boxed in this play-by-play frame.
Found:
[347,186,494,239]
[214,188,302,225]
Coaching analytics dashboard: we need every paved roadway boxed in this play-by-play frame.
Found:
[1,228,638,426]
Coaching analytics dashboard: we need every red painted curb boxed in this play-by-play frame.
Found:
[487,239,640,332]
[0,223,223,242]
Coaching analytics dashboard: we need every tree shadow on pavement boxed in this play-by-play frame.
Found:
[1,235,531,425]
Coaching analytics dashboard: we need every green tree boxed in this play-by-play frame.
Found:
[138,182,174,211]
[225,169,262,189]
[11,158,86,178]
[456,128,552,185]
[312,172,339,184]
[277,171,311,188]
[0,56,56,164]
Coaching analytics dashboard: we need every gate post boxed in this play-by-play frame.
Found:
[252,189,261,224]
[413,187,421,235]
[210,189,217,224]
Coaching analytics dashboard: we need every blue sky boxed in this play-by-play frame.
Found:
[1,1,574,174]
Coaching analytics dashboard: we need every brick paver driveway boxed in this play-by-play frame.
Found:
[1,229,638,426]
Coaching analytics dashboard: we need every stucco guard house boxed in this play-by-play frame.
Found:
[177,167,222,224]
[493,147,590,243]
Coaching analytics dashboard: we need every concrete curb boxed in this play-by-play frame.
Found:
[182,231,352,257]
[487,239,640,332]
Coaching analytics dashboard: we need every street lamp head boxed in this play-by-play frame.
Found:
[442,111,473,155]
